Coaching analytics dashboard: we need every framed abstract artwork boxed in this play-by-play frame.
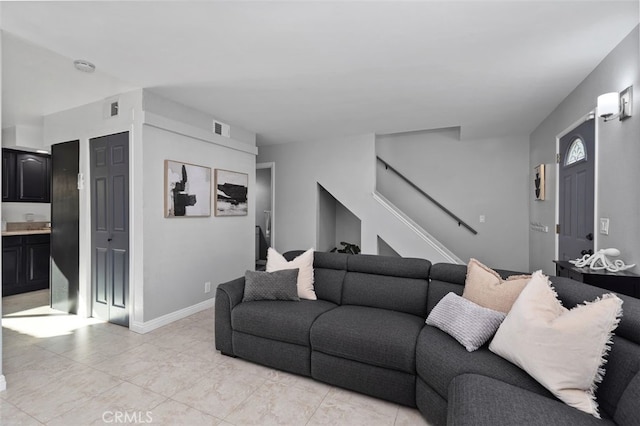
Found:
[534,164,545,201]
[215,169,248,216]
[164,160,211,217]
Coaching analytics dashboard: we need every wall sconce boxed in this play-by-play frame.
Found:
[597,86,633,121]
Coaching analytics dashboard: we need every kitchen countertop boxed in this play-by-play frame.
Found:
[2,229,51,236]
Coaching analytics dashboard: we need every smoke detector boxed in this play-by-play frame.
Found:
[73,59,96,73]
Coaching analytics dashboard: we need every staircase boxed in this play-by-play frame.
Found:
[372,191,462,263]
[316,178,463,265]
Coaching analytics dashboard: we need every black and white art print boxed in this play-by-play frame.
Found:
[215,169,248,216]
[165,160,211,217]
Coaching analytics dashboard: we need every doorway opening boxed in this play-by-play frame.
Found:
[255,162,275,269]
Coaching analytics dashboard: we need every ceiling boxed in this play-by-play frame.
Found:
[1,1,638,146]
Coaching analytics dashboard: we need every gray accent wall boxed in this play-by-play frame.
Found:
[530,26,640,275]
[376,129,530,271]
[378,236,401,257]
[257,131,525,267]
[258,133,380,255]
[142,124,255,321]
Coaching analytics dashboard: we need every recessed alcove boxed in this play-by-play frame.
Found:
[377,236,401,257]
[317,183,361,252]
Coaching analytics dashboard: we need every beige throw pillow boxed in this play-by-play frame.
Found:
[489,271,623,418]
[462,258,529,313]
[266,248,317,300]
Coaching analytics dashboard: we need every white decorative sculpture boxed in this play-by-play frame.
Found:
[569,248,636,273]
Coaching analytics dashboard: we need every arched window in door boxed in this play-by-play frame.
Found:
[565,137,587,165]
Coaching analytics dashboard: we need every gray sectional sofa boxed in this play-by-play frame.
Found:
[214,251,640,425]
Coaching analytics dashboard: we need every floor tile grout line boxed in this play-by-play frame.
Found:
[304,384,333,425]
[220,375,268,423]
[3,397,45,425]
[3,292,428,425]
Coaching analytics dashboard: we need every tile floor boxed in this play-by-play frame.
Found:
[1,290,430,425]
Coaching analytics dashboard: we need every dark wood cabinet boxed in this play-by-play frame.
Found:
[2,149,51,203]
[2,237,23,292]
[2,150,16,201]
[2,234,50,297]
[554,260,640,298]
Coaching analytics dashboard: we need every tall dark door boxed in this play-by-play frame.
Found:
[558,118,595,261]
[51,140,80,313]
[90,132,129,327]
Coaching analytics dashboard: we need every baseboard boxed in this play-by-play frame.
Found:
[0,374,6,392]
[129,297,214,334]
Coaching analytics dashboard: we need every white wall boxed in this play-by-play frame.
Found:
[43,89,143,320]
[143,90,256,146]
[0,26,6,392]
[1,203,50,223]
[530,26,640,274]
[42,88,257,329]
[2,123,45,151]
[376,129,530,271]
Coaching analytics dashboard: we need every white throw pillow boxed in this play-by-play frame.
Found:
[266,248,316,300]
[489,271,623,418]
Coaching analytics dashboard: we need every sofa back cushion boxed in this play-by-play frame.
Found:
[614,370,640,425]
[284,250,348,305]
[342,254,431,317]
[550,275,640,421]
[429,262,640,421]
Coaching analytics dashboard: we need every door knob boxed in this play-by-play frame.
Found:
[586,233,593,241]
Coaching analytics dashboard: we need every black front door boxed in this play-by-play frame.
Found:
[558,118,595,261]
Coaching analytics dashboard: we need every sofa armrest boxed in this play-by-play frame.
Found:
[447,374,613,426]
[214,277,245,356]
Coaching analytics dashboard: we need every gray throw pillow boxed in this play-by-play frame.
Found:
[243,269,300,302]
[426,292,506,352]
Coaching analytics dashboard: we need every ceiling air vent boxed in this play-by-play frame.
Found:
[213,120,230,138]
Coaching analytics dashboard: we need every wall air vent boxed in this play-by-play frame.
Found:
[213,120,231,138]
[103,96,120,119]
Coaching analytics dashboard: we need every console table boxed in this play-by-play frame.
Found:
[554,260,640,298]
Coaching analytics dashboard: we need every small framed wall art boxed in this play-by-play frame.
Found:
[164,160,212,217]
[534,164,545,201]
[215,169,248,216]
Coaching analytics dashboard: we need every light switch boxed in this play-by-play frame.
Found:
[599,218,610,235]
[479,215,485,223]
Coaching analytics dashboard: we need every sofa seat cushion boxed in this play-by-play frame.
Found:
[448,374,615,426]
[416,325,551,400]
[231,299,337,346]
[310,305,423,373]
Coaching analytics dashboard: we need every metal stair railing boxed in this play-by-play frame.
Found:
[376,156,478,235]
